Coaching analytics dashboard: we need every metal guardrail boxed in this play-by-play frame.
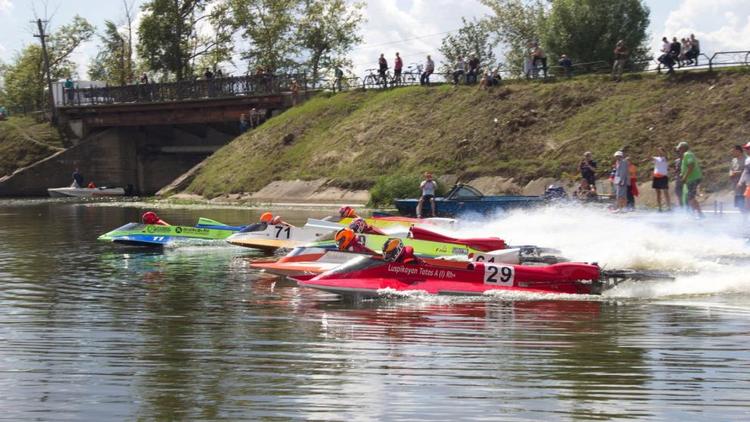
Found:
[59,73,308,107]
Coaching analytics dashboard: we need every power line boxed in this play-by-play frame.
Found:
[350,28,462,52]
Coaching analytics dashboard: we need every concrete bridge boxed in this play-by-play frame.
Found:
[0,74,307,197]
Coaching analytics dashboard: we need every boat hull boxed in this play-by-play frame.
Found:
[48,187,126,198]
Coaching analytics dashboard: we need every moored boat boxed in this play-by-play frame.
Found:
[48,186,126,198]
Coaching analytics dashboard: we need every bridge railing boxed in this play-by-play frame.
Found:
[60,73,307,107]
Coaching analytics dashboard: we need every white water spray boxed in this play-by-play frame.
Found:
[450,204,750,298]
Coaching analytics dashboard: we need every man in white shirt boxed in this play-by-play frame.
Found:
[416,172,438,218]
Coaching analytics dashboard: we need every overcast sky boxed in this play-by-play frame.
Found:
[1,0,749,79]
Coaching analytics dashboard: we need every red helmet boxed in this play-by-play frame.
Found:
[335,228,356,251]
[141,211,159,225]
[338,206,356,218]
[348,217,367,233]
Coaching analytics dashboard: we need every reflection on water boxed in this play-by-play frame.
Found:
[1,200,750,420]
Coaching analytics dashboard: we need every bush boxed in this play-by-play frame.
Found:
[368,174,421,208]
[368,174,448,208]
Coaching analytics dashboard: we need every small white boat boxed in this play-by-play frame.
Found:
[47,186,126,198]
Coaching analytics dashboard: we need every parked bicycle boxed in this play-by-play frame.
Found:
[362,68,390,89]
[401,63,423,85]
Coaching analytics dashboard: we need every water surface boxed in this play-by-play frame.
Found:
[1,200,749,420]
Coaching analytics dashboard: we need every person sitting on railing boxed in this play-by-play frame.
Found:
[669,37,682,68]
[420,55,434,86]
[558,54,573,77]
[685,34,700,65]
[657,37,675,74]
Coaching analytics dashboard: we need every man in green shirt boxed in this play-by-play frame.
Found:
[677,141,704,218]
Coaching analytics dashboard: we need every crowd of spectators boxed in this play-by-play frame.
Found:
[657,34,700,74]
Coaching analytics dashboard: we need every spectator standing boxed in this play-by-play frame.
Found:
[378,53,388,87]
[579,151,597,188]
[677,141,704,218]
[532,43,547,78]
[467,54,480,84]
[673,156,684,208]
[334,66,344,92]
[204,68,214,79]
[612,40,629,81]
[652,148,671,212]
[416,172,438,218]
[290,79,300,106]
[453,56,466,85]
[524,41,535,79]
[558,54,573,77]
[64,77,75,104]
[627,158,638,210]
[393,53,403,86]
[730,145,746,213]
[239,114,249,133]
[420,55,435,86]
[139,73,149,84]
[737,143,750,217]
[613,151,630,212]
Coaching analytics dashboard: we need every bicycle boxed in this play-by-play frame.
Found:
[401,63,423,85]
[362,68,389,89]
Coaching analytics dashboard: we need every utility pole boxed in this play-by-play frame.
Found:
[34,18,57,123]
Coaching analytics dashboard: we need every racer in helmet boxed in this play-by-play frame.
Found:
[259,212,294,227]
[382,238,418,264]
[141,211,170,226]
[338,206,359,219]
[334,228,377,254]
[348,217,385,235]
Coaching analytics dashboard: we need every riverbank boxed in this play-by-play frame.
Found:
[177,69,750,206]
[0,116,65,177]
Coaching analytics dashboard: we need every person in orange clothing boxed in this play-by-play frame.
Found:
[335,228,376,254]
[338,206,359,219]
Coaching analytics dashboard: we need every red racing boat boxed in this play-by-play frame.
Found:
[295,256,672,299]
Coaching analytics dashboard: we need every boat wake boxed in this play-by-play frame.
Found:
[448,204,750,299]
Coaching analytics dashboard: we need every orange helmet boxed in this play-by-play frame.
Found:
[259,212,274,223]
[141,211,159,225]
[338,206,356,218]
[334,228,356,251]
[382,238,404,262]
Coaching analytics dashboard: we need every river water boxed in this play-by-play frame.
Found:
[1,200,750,421]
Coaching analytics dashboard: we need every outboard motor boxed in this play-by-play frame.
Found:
[543,185,568,201]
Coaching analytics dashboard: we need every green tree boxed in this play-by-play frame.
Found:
[438,17,497,75]
[541,0,651,66]
[137,0,207,80]
[88,20,128,84]
[1,16,93,112]
[480,0,546,75]
[297,0,365,87]
[227,0,302,73]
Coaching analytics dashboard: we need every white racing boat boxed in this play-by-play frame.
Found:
[47,186,126,198]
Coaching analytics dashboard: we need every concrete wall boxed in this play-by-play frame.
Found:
[0,125,234,196]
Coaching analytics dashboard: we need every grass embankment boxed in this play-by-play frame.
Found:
[0,116,64,177]
[185,69,750,198]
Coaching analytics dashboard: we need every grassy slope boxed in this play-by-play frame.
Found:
[0,116,64,177]
[186,69,750,198]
